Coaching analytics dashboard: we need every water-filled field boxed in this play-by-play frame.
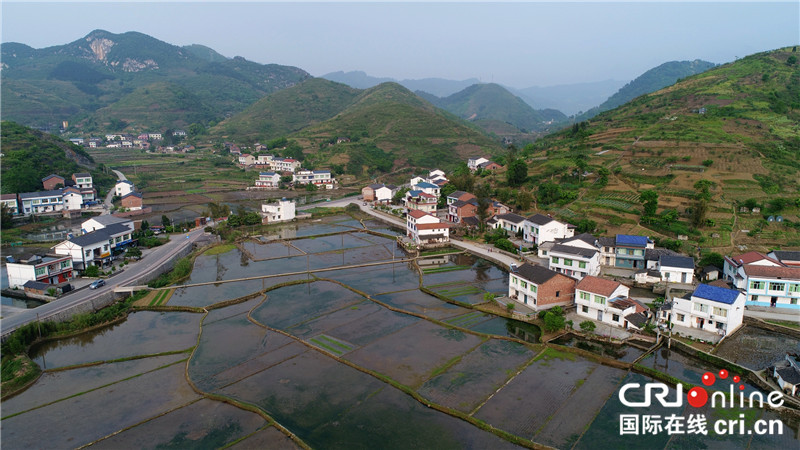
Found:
[4,217,797,448]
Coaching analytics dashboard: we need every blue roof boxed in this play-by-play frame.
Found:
[260,172,277,176]
[692,284,741,305]
[616,234,649,247]
[414,182,439,189]
[408,190,423,197]
[313,170,331,174]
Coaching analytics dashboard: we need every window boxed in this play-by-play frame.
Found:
[563,259,573,267]
[612,314,620,322]
[531,285,537,293]
[35,267,46,277]
[85,250,91,257]
[676,313,685,322]
[520,281,527,289]
[716,322,725,330]
[511,277,517,285]
[551,257,559,264]
[594,295,606,305]
[712,307,727,317]
[750,295,757,301]
[693,303,708,313]
[579,261,587,269]
[769,282,785,292]
[581,305,589,313]
[750,281,764,290]
[790,284,800,293]
[580,292,590,301]
[555,290,560,297]
[60,260,70,269]
[791,299,798,305]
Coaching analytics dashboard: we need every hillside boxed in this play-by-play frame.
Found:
[1,30,309,132]
[427,83,567,134]
[578,60,716,120]
[321,71,482,97]
[509,79,627,116]
[0,121,116,194]
[516,46,800,254]
[212,78,362,140]
[294,83,505,173]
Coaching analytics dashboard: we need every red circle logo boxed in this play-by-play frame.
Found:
[701,372,716,386]
[739,385,745,391]
[733,375,741,383]
[687,387,708,407]
[719,369,729,379]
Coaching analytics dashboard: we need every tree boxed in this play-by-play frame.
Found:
[694,179,713,201]
[640,190,658,217]
[126,247,142,259]
[689,199,708,229]
[475,183,493,231]
[506,159,528,187]
[579,321,596,333]
[84,265,100,277]
[161,215,171,228]
[537,182,562,205]
[141,220,149,231]
[698,252,723,269]
[1,204,13,229]
[305,183,318,192]
[516,189,532,211]
[575,218,597,234]
[438,183,457,208]
[543,307,566,332]
[450,171,475,193]
[392,187,409,204]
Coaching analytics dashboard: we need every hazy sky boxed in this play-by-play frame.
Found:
[2,1,798,87]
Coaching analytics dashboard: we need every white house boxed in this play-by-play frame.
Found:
[271,158,301,173]
[411,181,441,199]
[238,154,256,166]
[72,173,93,189]
[575,276,646,329]
[773,354,800,397]
[658,255,695,284]
[768,251,800,267]
[491,213,527,235]
[115,180,135,197]
[467,157,489,172]
[742,265,800,310]
[19,190,65,215]
[548,244,601,280]
[293,170,335,189]
[61,187,84,211]
[663,284,745,338]
[1,194,19,215]
[261,198,296,223]
[523,213,574,245]
[723,251,784,289]
[53,223,134,270]
[406,210,451,246]
[82,215,134,234]
[255,172,281,189]
[5,254,74,289]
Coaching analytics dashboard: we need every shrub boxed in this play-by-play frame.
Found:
[506,302,515,312]
[579,320,596,333]
[84,265,100,277]
[702,159,713,167]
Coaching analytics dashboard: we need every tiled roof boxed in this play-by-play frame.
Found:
[625,312,648,328]
[462,216,480,227]
[659,255,695,270]
[742,265,800,280]
[87,215,130,226]
[564,233,597,246]
[19,189,64,199]
[771,251,800,262]
[1,193,18,200]
[692,284,742,305]
[68,223,130,247]
[367,183,384,189]
[416,222,450,230]
[727,251,782,266]
[73,172,91,177]
[495,213,526,224]
[598,236,616,247]
[414,181,439,189]
[526,213,554,225]
[616,234,649,247]
[645,248,678,261]
[407,209,430,219]
[515,263,561,285]
[121,192,142,199]
[261,172,278,176]
[42,174,64,181]
[448,190,469,199]
[576,275,622,297]
[550,243,598,258]
[23,280,50,290]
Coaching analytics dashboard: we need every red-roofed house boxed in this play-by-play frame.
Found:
[575,275,639,328]
[723,251,784,288]
[406,210,451,246]
[742,265,800,310]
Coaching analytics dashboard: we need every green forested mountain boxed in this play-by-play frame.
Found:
[1,30,309,132]
[577,60,717,120]
[426,83,567,133]
[0,121,116,194]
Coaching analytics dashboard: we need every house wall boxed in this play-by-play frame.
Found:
[361,187,375,201]
[548,252,600,279]
[660,267,694,284]
[575,291,634,328]
[744,277,800,310]
[670,295,745,336]
[523,221,572,245]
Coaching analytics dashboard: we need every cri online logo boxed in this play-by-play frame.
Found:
[620,369,784,409]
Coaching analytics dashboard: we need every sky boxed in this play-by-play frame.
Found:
[2,1,798,88]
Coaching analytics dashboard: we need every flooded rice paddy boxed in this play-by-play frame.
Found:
[3,216,798,448]
[714,326,800,371]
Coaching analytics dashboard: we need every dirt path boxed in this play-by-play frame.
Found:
[730,204,738,248]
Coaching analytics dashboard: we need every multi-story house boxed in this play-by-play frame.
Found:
[271,158,301,173]
[547,243,600,280]
[523,214,574,245]
[742,265,800,310]
[575,276,643,328]
[448,198,478,224]
[261,198,296,223]
[612,234,653,269]
[62,187,84,211]
[53,223,134,270]
[405,190,438,214]
[446,191,476,206]
[662,284,745,337]
[406,210,451,246]
[255,172,281,189]
[19,190,65,215]
[121,192,143,211]
[722,251,784,288]
[5,254,74,288]
[293,170,335,188]
[508,263,575,311]
[82,215,134,234]
[362,184,398,203]
[768,251,800,267]
[115,180,135,197]
[467,157,489,171]
[238,154,256,166]
[72,172,96,202]
[411,181,441,199]
[658,255,695,284]
[1,194,19,215]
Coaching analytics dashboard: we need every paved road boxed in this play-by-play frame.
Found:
[0,228,206,337]
[103,169,127,211]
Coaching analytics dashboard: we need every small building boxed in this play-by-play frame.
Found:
[115,180,135,197]
[773,354,800,397]
[42,174,66,190]
[238,154,255,166]
[613,234,654,269]
[261,198,296,223]
[362,184,397,203]
[255,172,281,189]
[467,157,489,172]
[658,255,695,284]
[293,170,335,189]
[508,263,575,311]
[82,215,134,234]
[768,250,800,268]
[742,265,800,310]
[23,280,51,296]
[5,254,74,289]
[491,213,527,235]
[664,284,745,337]
[1,194,19,215]
[702,265,721,281]
[523,214,574,245]
[405,190,438,214]
[406,210,451,246]
[61,187,84,211]
[644,248,679,270]
[547,243,601,280]
[121,192,143,211]
[478,161,503,171]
